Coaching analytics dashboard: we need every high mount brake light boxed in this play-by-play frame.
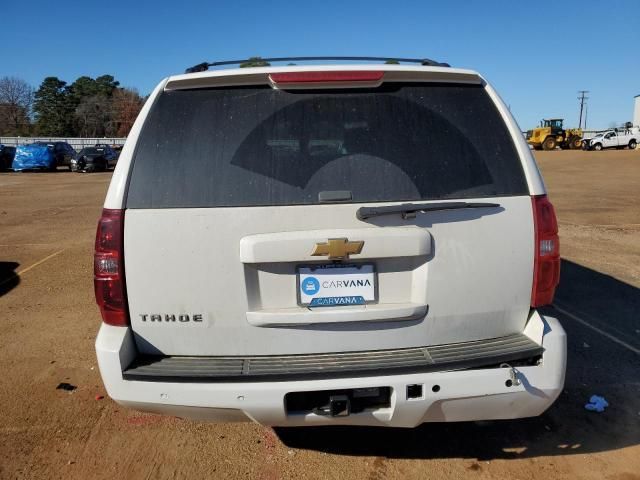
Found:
[94,208,129,326]
[531,195,560,307]
[269,71,384,85]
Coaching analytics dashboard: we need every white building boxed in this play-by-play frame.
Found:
[634,95,640,127]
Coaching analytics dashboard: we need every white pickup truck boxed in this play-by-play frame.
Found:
[587,128,639,151]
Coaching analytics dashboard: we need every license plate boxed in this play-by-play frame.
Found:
[297,264,376,307]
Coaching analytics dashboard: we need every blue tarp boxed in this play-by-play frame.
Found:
[12,144,55,171]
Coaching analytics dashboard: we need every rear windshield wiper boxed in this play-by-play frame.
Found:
[356,201,501,220]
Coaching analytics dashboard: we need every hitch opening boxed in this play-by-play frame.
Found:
[285,387,392,417]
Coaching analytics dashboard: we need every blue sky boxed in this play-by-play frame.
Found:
[1,0,638,130]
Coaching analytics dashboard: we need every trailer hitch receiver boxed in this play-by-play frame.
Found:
[315,394,351,417]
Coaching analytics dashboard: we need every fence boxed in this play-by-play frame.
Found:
[0,137,126,150]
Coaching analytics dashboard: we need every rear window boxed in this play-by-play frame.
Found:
[126,83,527,208]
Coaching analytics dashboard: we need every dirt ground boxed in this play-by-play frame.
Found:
[0,149,639,480]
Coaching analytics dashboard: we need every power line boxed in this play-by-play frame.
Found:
[578,90,589,129]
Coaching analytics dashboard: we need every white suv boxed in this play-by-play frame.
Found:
[95,57,565,427]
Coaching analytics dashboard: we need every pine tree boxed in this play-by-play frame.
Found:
[33,77,73,135]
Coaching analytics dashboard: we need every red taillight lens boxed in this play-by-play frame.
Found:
[531,195,560,307]
[269,71,384,84]
[94,208,129,326]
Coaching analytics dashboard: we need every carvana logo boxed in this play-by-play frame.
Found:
[301,277,320,295]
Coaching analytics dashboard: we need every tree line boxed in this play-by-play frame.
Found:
[0,75,145,137]
[0,62,264,138]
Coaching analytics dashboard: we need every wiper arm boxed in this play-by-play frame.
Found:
[356,201,501,220]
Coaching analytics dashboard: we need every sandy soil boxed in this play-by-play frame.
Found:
[0,149,638,479]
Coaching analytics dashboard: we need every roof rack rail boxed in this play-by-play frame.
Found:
[185,56,450,74]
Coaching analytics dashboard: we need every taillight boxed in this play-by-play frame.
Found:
[269,71,384,85]
[94,208,129,326]
[531,195,560,307]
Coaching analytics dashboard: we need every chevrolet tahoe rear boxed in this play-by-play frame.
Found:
[95,57,565,427]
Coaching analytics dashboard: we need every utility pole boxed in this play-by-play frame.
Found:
[584,104,588,131]
[578,90,589,129]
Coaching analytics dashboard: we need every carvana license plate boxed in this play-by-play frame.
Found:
[298,264,376,307]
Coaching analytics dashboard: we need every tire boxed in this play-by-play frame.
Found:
[629,139,637,150]
[542,136,557,151]
[569,136,582,149]
[593,143,603,151]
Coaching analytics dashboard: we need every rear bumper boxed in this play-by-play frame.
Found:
[95,310,566,427]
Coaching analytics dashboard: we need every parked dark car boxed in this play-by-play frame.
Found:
[0,145,16,170]
[94,144,123,156]
[34,142,76,169]
[71,145,118,172]
[111,144,123,159]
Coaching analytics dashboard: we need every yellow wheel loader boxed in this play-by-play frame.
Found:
[526,119,583,150]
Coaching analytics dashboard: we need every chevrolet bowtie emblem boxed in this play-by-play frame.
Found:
[311,238,364,260]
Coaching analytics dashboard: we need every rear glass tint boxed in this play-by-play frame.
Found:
[126,83,527,208]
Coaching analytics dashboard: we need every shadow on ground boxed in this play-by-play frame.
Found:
[0,262,20,297]
[276,259,640,460]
